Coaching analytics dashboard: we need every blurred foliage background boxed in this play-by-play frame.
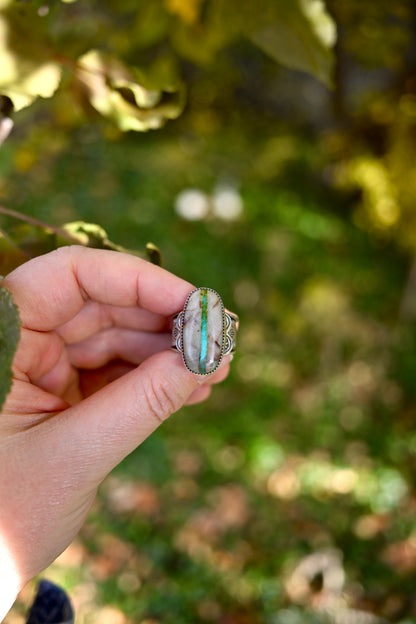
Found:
[2,0,416,623]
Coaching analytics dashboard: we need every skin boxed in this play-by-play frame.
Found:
[0,246,231,619]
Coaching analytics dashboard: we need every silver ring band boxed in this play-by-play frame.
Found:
[171,287,239,375]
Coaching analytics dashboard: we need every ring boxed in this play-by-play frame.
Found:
[172,287,239,375]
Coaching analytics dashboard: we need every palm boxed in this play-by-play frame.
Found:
[7,300,170,418]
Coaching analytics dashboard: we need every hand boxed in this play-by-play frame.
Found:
[0,246,231,619]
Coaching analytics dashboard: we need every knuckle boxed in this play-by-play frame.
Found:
[143,376,182,424]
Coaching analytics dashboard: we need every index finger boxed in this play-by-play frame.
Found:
[3,245,193,331]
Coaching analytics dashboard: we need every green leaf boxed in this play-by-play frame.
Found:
[0,284,20,412]
[241,0,336,87]
[169,0,238,65]
[75,50,185,132]
[167,0,335,83]
[133,0,170,48]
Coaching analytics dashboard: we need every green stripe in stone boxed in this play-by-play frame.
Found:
[199,288,208,373]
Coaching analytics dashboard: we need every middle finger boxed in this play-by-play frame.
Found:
[58,301,169,344]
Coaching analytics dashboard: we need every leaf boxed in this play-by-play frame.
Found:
[62,223,163,265]
[0,229,28,274]
[0,5,62,110]
[0,213,126,267]
[5,62,62,112]
[0,207,81,267]
[133,0,170,48]
[169,0,238,65]
[164,0,205,25]
[7,223,60,260]
[0,210,164,274]
[75,50,185,132]
[60,221,125,251]
[300,0,337,49]
[146,242,163,266]
[0,284,20,412]
[241,0,336,87]
[167,0,335,82]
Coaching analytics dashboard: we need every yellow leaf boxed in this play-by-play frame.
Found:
[3,62,61,111]
[300,0,337,48]
[76,50,184,132]
[0,12,61,110]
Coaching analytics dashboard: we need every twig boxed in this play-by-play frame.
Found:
[0,206,80,244]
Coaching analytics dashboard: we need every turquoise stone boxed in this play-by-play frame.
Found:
[182,288,225,375]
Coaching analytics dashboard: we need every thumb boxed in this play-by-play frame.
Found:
[51,350,204,487]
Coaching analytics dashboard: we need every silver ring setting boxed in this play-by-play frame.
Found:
[172,287,239,375]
